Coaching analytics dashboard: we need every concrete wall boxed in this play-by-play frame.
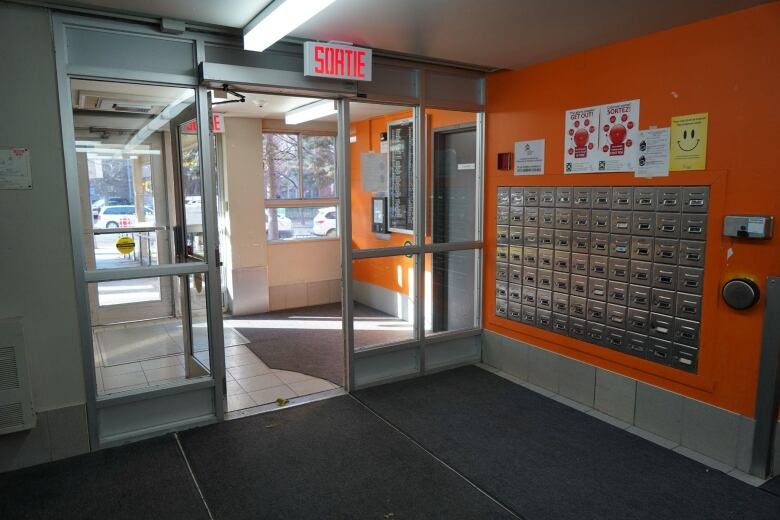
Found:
[267,240,341,310]
[221,117,269,315]
[0,3,89,471]
[221,115,342,314]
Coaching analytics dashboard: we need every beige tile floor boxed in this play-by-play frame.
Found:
[93,320,243,396]
[224,344,338,412]
[94,320,339,411]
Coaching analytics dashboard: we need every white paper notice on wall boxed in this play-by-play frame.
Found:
[514,139,545,175]
[635,128,670,178]
[564,107,600,174]
[747,217,765,235]
[597,99,640,172]
[361,152,388,192]
[0,147,32,190]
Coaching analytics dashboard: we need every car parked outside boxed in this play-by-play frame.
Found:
[312,207,337,237]
[94,205,154,229]
[92,197,132,221]
[265,209,293,239]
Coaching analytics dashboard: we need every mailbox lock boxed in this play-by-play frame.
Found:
[722,278,760,310]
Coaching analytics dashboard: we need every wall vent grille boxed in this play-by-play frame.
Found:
[0,318,36,434]
[0,403,24,430]
[0,345,20,391]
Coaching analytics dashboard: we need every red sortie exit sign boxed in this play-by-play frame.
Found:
[303,42,372,82]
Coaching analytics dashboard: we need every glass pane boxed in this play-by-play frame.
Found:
[427,109,479,244]
[263,133,300,199]
[265,206,338,241]
[302,134,336,198]
[352,255,416,350]
[349,101,416,250]
[189,273,211,372]
[97,276,161,307]
[90,274,211,397]
[70,79,198,269]
[178,121,205,260]
[424,250,479,336]
[92,230,161,270]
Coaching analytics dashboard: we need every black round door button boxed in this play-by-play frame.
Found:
[722,278,760,310]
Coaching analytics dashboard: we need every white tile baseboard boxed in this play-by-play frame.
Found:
[480,329,774,483]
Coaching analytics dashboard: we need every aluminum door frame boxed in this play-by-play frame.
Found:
[52,11,487,431]
[431,122,481,333]
[344,101,485,389]
[53,15,226,448]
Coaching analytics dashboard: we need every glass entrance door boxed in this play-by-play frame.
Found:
[171,107,209,378]
[79,130,175,326]
[66,78,222,444]
[343,101,484,389]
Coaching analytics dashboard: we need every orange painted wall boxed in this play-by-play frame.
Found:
[483,3,780,418]
[351,108,476,297]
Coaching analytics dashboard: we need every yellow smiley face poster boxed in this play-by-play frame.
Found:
[670,112,708,170]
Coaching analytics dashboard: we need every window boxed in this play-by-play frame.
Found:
[302,135,336,198]
[263,131,338,241]
[263,133,301,199]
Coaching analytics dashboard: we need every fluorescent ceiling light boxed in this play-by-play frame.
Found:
[78,148,161,155]
[244,0,337,52]
[124,90,195,151]
[285,99,337,125]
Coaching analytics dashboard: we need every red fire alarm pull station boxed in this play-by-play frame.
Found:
[304,42,372,82]
[497,152,513,171]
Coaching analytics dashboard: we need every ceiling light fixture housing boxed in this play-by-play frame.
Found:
[285,99,337,125]
[244,0,337,53]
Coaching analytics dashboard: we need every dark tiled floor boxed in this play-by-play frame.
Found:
[0,436,209,520]
[2,366,779,520]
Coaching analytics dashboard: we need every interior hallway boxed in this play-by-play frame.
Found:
[93,296,411,410]
[2,366,779,520]
[226,302,413,386]
[93,315,338,411]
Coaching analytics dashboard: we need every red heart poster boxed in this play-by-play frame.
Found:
[597,99,640,172]
[563,106,600,174]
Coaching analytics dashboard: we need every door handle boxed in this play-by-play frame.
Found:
[173,225,184,262]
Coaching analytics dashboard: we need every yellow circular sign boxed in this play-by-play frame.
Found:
[115,236,136,255]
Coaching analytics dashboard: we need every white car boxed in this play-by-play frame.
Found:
[94,205,154,229]
[312,207,337,237]
[265,209,293,239]
[91,197,132,221]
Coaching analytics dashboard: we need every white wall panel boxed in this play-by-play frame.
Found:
[0,3,85,411]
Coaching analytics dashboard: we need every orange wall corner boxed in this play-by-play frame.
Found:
[482,2,780,418]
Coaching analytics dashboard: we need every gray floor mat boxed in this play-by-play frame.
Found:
[179,395,515,520]
[356,365,780,520]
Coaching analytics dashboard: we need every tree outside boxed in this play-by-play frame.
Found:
[263,132,336,239]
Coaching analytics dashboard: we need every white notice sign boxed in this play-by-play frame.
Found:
[361,152,388,192]
[514,139,545,176]
[0,147,32,189]
[635,128,670,178]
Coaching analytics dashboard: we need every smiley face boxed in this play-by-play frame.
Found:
[677,129,700,152]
